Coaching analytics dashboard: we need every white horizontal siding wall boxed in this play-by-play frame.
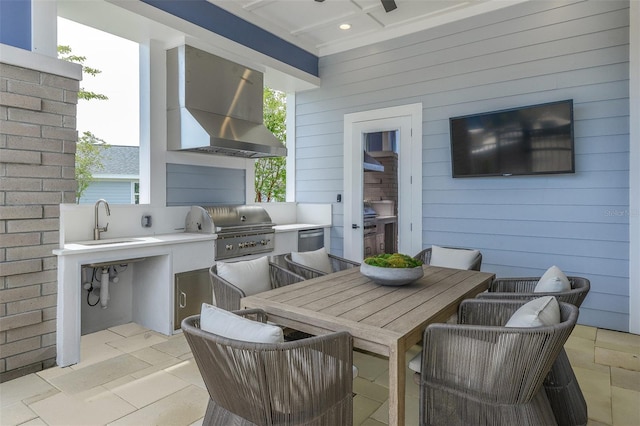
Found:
[295,0,630,331]
[165,163,245,206]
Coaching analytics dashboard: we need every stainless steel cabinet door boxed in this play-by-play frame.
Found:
[174,268,211,330]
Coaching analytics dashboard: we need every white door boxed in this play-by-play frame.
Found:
[343,104,422,262]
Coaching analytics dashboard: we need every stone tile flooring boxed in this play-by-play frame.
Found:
[1,323,638,425]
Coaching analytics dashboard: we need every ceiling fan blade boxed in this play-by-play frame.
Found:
[381,0,397,13]
[314,0,325,2]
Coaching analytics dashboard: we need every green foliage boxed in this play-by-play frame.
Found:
[255,88,287,202]
[363,253,423,268]
[75,131,110,203]
[58,45,110,202]
[58,45,109,101]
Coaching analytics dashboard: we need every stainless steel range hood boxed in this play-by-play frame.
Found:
[364,151,384,172]
[167,45,286,158]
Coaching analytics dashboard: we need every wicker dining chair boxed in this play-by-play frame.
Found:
[413,246,483,271]
[182,310,354,426]
[477,276,591,426]
[481,276,590,307]
[419,299,579,426]
[408,245,484,380]
[284,252,360,280]
[210,258,304,311]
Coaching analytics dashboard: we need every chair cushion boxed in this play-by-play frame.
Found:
[505,296,560,327]
[535,265,571,293]
[200,303,284,343]
[216,256,271,296]
[291,247,333,274]
[409,351,422,373]
[429,245,480,270]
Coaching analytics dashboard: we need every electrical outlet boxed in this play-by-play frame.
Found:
[141,215,152,228]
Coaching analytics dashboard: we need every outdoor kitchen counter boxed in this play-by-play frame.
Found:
[53,232,216,256]
[273,223,330,232]
[375,215,397,223]
[55,232,216,368]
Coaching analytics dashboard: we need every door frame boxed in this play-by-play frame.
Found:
[343,103,422,261]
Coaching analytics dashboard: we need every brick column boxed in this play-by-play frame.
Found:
[0,60,79,382]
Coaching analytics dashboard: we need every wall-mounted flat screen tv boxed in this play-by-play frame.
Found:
[450,99,575,177]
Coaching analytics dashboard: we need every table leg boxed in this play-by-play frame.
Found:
[388,342,405,426]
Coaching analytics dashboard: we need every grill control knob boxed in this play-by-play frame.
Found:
[225,244,233,250]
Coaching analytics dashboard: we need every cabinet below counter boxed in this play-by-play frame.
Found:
[55,233,215,367]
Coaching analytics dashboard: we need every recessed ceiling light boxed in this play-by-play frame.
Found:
[339,23,351,30]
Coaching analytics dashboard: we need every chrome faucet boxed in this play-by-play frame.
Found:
[94,199,111,240]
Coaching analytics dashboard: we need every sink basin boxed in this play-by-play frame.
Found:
[85,257,147,268]
[75,238,142,246]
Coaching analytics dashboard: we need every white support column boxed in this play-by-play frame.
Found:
[145,39,168,207]
[286,92,296,202]
[629,0,639,335]
[246,159,256,203]
[139,41,152,205]
[31,0,57,57]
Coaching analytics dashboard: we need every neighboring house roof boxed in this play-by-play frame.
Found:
[92,145,139,176]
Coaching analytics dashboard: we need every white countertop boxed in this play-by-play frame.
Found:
[54,224,329,256]
[273,223,330,232]
[54,232,216,256]
[375,215,397,222]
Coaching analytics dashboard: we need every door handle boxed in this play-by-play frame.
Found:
[179,291,187,308]
[352,224,360,229]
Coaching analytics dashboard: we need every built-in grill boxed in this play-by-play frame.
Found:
[363,202,378,236]
[185,205,275,260]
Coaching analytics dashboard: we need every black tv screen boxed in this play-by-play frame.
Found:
[450,100,575,177]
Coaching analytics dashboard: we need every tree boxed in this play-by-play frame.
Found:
[255,88,287,202]
[57,46,108,101]
[58,45,110,202]
[75,131,109,200]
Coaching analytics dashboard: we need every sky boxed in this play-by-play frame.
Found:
[57,18,140,146]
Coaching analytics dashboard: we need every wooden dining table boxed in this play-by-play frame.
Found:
[241,264,495,426]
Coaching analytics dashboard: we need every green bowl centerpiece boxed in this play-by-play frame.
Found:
[360,253,424,286]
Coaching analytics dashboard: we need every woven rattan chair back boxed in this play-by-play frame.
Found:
[284,253,360,280]
[477,275,591,426]
[481,276,590,307]
[419,299,578,426]
[182,312,354,425]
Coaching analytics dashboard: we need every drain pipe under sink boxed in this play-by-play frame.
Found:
[100,267,110,309]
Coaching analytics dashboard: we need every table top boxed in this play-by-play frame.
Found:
[242,265,495,355]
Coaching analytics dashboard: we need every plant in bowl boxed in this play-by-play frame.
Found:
[360,253,424,286]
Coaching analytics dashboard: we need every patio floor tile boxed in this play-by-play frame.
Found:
[611,386,640,426]
[109,385,208,426]
[28,385,136,426]
[1,323,636,425]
